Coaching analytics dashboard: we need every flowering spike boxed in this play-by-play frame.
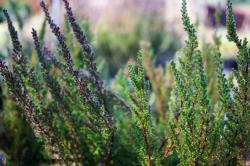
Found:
[40,0,91,102]
[62,0,108,116]
[3,9,26,67]
[181,0,198,49]
[226,0,242,48]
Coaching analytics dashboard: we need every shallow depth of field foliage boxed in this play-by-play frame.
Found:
[0,0,249,165]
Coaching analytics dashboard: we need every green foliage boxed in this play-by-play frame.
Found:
[0,0,30,27]
[169,3,214,162]
[95,14,180,75]
[0,0,249,165]
[232,0,250,4]
[222,0,250,164]
[128,51,154,165]
[167,0,249,165]
[0,91,44,165]
[142,42,174,122]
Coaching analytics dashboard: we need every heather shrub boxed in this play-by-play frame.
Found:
[0,0,249,165]
[0,2,44,165]
[168,0,249,165]
[0,100,44,165]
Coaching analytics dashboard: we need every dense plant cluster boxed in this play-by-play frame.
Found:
[0,0,249,165]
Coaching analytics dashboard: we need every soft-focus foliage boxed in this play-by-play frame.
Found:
[95,14,180,76]
[0,0,249,165]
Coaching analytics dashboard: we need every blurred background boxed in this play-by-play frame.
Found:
[0,0,250,165]
[0,0,249,74]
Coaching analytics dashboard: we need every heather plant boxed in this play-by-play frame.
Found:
[0,0,117,164]
[0,0,249,165]
[112,49,177,166]
[201,43,219,106]
[222,0,249,164]
[0,91,44,165]
[0,2,43,165]
[142,42,174,122]
[168,0,249,165]
[168,1,215,164]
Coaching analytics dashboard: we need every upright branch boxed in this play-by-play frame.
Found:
[40,1,91,103]
[181,0,198,49]
[226,0,250,164]
[61,1,115,164]
[226,0,242,48]
[128,51,154,166]
[3,9,27,73]
[61,0,111,124]
[0,59,65,163]
[168,0,214,165]
[62,0,99,86]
